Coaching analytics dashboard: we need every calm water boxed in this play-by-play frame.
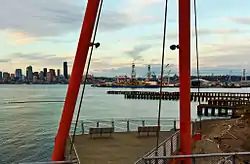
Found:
[0,85,249,163]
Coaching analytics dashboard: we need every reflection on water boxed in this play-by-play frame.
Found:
[0,85,249,163]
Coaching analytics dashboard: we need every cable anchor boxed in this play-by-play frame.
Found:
[170,44,179,50]
[89,42,100,48]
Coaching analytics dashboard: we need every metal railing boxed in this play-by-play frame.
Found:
[65,136,80,164]
[70,117,227,135]
[142,152,250,164]
[135,131,180,164]
[70,117,187,135]
[20,161,74,164]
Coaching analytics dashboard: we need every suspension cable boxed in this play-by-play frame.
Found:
[69,0,104,155]
[156,0,169,154]
[193,0,202,129]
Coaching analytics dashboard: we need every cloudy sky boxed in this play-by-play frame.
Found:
[0,0,250,77]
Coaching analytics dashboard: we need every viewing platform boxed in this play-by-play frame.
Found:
[71,131,177,164]
[67,118,183,164]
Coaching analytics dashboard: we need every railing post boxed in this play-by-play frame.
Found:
[232,155,236,164]
[164,141,167,156]
[96,121,99,127]
[111,120,114,129]
[127,120,130,132]
[142,120,145,126]
[170,136,173,154]
[177,132,180,151]
[192,120,195,136]
[163,141,167,164]
[192,157,196,164]
[154,151,158,164]
[173,120,177,131]
[81,121,84,134]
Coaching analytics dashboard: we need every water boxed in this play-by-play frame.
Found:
[0,85,249,163]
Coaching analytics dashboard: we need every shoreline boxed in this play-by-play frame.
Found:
[1,83,248,89]
[192,116,250,163]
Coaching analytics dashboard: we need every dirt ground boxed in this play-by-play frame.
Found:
[192,115,250,163]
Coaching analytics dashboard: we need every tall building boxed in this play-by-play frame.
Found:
[33,72,39,79]
[39,71,44,80]
[0,71,2,81]
[3,72,10,81]
[57,69,61,81]
[49,69,56,81]
[10,74,15,81]
[26,65,33,82]
[49,69,55,77]
[57,69,60,77]
[43,68,47,81]
[15,69,22,81]
[46,72,52,82]
[63,62,68,79]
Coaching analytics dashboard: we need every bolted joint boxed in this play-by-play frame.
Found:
[170,44,179,50]
[89,42,100,48]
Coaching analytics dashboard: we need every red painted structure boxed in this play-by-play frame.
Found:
[52,0,192,162]
[52,0,100,161]
[179,0,192,164]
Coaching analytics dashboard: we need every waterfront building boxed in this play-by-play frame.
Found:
[46,72,52,82]
[57,69,61,81]
[49,69,56,81]
[10,74,15,81]
[3,72,10,82]
[63,62,68,79]
[39,71,44,81]
[43,68,47,81]
[15,69,22,81]
[33,72,39,79]
[33,76,38,82]
[0,71,2,81]
[26,66,33,82]
[57,69,60,77]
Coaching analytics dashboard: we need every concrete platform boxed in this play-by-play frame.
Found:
[72,131,175,164]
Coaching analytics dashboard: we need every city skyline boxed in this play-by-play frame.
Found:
[0,61,70,84]
[0,62,68,77]
[0,0,250,76]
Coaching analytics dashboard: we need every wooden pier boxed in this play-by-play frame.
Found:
[107,90,250,118]
[107,91,250,102]
[197,99,250,117]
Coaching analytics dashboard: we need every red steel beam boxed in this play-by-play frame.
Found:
[179,0,192,164]
[52,0,100,161]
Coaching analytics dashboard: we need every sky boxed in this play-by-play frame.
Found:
[0,0,250,77]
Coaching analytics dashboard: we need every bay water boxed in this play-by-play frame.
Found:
[0,85,248,163]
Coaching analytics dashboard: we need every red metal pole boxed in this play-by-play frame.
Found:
[179,0,191,164]
[52,0,100,161]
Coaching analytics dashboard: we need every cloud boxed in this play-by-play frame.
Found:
[139,28,248,41]
[90,63,178,77]
[13,38,38,44]
[7,32,25,37]
[0,53,73,71]
[0,0,162,37]
[0,59,10,63]
[89,37,250,76]
[124,44,153,62]
[223,17,250,25]
[0,0,83,37]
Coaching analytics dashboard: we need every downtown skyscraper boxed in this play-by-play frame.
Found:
[63,62,68,79]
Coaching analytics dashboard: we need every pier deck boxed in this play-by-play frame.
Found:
[72,131,175,164]
[107,91,250,102]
